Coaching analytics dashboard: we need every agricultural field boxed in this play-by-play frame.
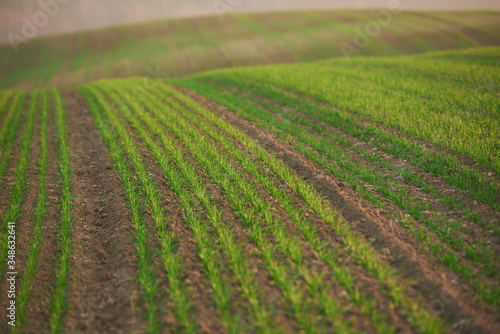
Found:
[0,9,499,334]
[0,46,499,333]
[2,10,500,90]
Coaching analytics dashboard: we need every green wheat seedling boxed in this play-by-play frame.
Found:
[188,71,500,212]
[0,93,27,188]
[159,85,404,332]
[155,89,397,334]
[14,92,50,332]
[203,85,500,304]
[98,90,195,334]
[113,85,288,332]
[133,81,393,333]
[0,91,37,278]
[184,49,500,175]
[236,89,499,272]
[186,82,500,309]
[0,90,13,118]
[113,81,349,333]
[234,85,498,234]
[97,82,273,333]
[83,86,193,334]
[85,84,240,333]
[253,82,500,212]
[47,90,77,334]
[78,87,163,334]
[0,92,22,144]
[159,82,446,334]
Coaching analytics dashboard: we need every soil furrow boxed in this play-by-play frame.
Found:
[60,91,144,333]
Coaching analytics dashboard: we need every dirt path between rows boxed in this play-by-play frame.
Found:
[61,91,144,333]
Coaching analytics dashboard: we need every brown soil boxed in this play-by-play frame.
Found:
[59,91,144,333]
[181,87,500,334]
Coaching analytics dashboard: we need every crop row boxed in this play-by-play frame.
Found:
[180,48,500,210]
[0,91,36,279]
[48,90,77,333]
[80,78,447,333]
[83,83,278,333]
[214,82,500,271]
[0,93,26,189]
[105,80,355,333]
[100,82,275,333]
[0,90,79,333]
[210,79,500,224]
[187,48,500,174]
[159,81,445,332]
[179,80,500,310]
[15,92,50,331]
[79,88,165,333]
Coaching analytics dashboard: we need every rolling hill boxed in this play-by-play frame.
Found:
[1,10,500,90]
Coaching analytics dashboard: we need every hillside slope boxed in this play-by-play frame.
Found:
[1,10,500,90]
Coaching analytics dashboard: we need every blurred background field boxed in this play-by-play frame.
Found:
[1,10,500,90]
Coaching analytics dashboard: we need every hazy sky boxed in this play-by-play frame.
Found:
[1,0,500,42]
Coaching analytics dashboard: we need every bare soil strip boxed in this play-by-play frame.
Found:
[60,91,144,333]
[183,88,500,334]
